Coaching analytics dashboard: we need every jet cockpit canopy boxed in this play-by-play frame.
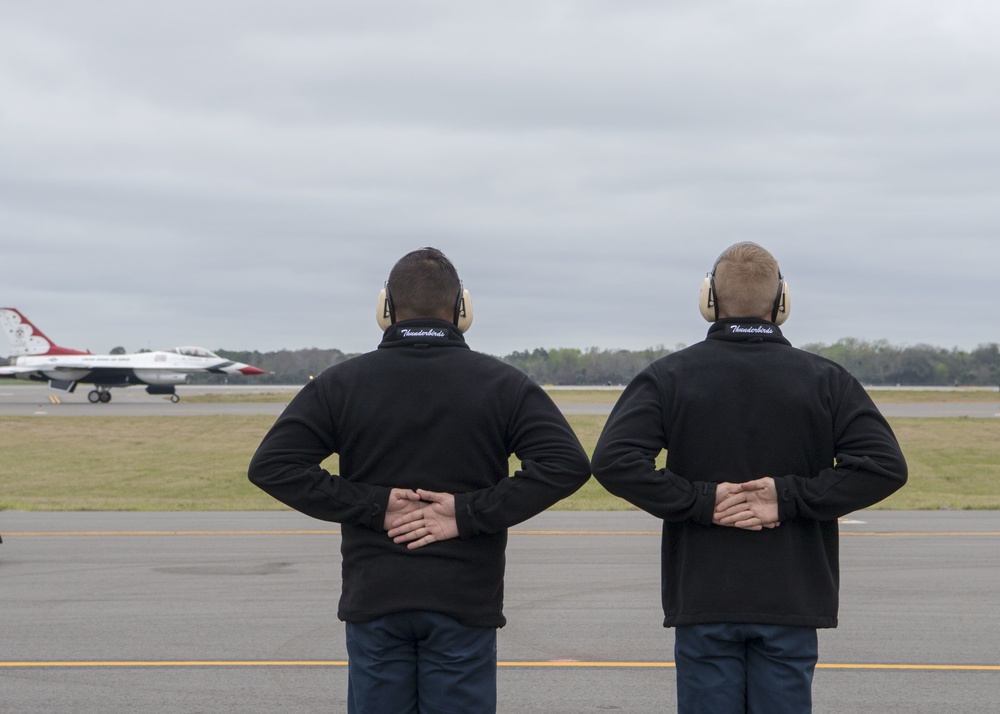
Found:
[167,346,221,359]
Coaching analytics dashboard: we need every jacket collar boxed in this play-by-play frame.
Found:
[707,317,791,346]
[378,318,469,349]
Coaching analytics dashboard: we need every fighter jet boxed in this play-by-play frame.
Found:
[0,308,266,403]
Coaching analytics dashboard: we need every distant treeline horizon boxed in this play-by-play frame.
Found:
[194,338,1000,388]
[3,339,996,388]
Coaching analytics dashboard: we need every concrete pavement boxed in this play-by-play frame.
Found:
[2,510,998,713]
[3,383,999,417]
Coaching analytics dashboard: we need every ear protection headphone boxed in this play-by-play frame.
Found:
[698,242,790,325]
[376,283,474,333]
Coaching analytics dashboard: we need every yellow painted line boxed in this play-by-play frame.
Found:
[1,530,655,537]
[48,395,61,404]
[516,530,1000,538]
[841,532,1000,537]
[1,530,655,538]
[0,661,996,671]
[815,663,1000,671]
[0,661,349,668]
[3,530,998,538]
[1,530,344,537]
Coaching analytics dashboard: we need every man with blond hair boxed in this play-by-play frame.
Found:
[592,242,907,713]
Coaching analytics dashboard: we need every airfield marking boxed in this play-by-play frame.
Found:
[4,530,1000,538]
[0,661,997,671]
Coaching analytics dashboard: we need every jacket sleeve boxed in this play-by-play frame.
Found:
[247,379,390,529]
[775,378,907,521]
[590,368,717,525]
[453,378,592,537]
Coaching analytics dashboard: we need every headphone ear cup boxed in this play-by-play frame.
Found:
[698,276,717,323]
[773,280,790,325]
[455,289,474,333]
[376,288,393,331]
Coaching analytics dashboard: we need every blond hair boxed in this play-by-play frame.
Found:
[713,243,781,319]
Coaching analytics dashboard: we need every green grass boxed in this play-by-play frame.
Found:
[533,414,655,511]
[877,418,1000,509]
[867,389,1000,404]
[0,416,275,511]
[1,411,996,512]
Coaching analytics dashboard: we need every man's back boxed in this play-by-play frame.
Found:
[250,319,590,627]
[249,247,591,714]
[592,318,907,627]
[592,243,907,714]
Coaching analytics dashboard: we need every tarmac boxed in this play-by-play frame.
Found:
[1,382,999,418]
[2,509,999,713]
[2,383,999,712]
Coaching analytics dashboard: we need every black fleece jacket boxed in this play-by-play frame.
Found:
[248,319,591,627]
[591,318,907,628]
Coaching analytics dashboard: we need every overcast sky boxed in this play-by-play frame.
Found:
[2,1,998,360]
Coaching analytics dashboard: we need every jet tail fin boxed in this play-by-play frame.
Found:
[0,308,91,357]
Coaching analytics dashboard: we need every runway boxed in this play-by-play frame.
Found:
[0,384,295,417]
[2,510,998,713]
[2,384,998,710]
[2,383,999,418]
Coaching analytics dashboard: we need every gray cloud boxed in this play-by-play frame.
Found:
[2,1,998,358]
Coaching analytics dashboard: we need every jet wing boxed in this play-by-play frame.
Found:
[0,366,47,376]
[0,364,92,374]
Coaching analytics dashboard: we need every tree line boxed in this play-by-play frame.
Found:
[800,339,1000,387]
[203,340,1000,388]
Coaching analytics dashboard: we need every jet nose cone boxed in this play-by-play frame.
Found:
[239,365,267,376]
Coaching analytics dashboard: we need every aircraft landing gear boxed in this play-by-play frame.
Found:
[88,388,113,403]
[170,394,180,403]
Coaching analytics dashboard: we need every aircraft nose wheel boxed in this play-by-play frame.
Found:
[170,394,180,403]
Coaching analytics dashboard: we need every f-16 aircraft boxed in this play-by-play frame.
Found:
[0,307,266,403]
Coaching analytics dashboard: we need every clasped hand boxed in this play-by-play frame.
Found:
[381,478,777,547]
[383,488,459,550]
[713,477,780,531]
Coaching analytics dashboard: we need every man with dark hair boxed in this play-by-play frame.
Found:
[591,242,907,714]
[249,247,590,714]
[384,248,464,321]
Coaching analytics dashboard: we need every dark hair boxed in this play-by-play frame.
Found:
[387,247,461,320]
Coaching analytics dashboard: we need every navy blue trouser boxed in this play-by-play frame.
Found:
[674,623,818,714]
[345,611,497,714]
